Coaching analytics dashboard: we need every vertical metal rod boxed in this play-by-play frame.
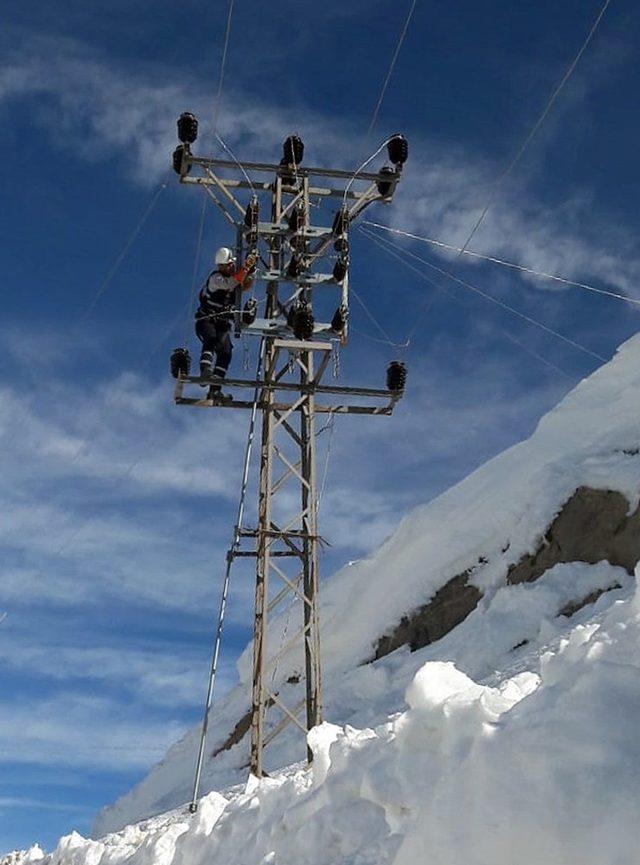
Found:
[189,342,265,813]
[300,350,322,758]
[250,174,282,777]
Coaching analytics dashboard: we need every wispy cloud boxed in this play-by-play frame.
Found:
[0,693,187,770]
[0,638,239,709]
[3,28,637,312]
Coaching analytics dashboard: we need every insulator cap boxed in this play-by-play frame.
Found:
[283,134,304,165]
[376,165,395,197]
[279,158,297,186]
[332,207,350,236]
[244,196,259,229]
[386,360,407,394]
[170,347,191,379]
[287,203,306,232]
[387,134,408,166]
[242,297,258,325]
[290,303,315,340]
[331,306,347,333]
[177,112,198,145]
[333,258,348,283]
[286,256,303,279]
[172,144,191,175]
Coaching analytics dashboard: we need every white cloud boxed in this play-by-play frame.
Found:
[2,29,636,307]
[0,693,187,770]
[0,641,228,708]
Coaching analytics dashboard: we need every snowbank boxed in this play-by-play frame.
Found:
[94,333,640,835]
[35,571,640,864]
[95,333,640,835]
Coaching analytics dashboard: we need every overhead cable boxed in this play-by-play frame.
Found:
[81,177,169,321]
[359,225,580,381]
[343,136,394,206]
[364,220,640,307]
[359,226,606,363]
[190,341,265,814]
[350,284,408,349]
[184,198,208,344]
[214,132,256,193]
[211,0,236,134]
[367,0,418,137]
[456,0,613,260]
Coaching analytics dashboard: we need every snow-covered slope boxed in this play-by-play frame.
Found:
[10,567,640,865]
[92,332,640,839]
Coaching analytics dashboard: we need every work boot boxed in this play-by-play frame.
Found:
[199,363,212,386]
[207,385,232,404]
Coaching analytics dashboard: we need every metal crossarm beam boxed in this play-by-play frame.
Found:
[186,154,390,183]
[178,375,393,399]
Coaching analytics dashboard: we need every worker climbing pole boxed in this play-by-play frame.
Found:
[169,114,408,806]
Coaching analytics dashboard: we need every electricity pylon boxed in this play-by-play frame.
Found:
[170,114,408,781]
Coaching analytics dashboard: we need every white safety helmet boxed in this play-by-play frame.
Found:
[215,247,236,266]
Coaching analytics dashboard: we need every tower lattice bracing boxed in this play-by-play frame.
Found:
[170,118,407,787]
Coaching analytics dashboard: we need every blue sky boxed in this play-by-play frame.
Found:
[1,0,639,852]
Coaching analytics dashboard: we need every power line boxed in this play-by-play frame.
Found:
[367,0,418,137]
[359,225,579,382]
[184,198,208,344]
[80,177,169,322]
[350,284,407,349]
[364,220,640,307]
[359,226,606,364]
[211,0,236,135]
[456,0,613,260]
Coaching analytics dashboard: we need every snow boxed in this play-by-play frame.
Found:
[10,333,640,862]
[16,571,640,864]
[95,333,640,837]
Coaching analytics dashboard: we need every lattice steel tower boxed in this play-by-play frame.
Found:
[170,114,408,786]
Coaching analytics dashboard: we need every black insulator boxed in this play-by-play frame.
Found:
[283,134,304,165]
[244,196,260,229]
[170,347,191,379]
[332,258,348,283]
[376,165,395,197]
[292,304,315,341]
[242,297,258,325]
[333,236,349,254]
[172,144,191,175]
[332,207,350,236]
[387,134,408,166]
[177,112,198,145]
[245,229,258,247]
[287,304,297,328]
[287,203,306,232]
[286,256,303,279]
[279,157,297,186]
[331,306,347,333]
[386,360,407,394]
